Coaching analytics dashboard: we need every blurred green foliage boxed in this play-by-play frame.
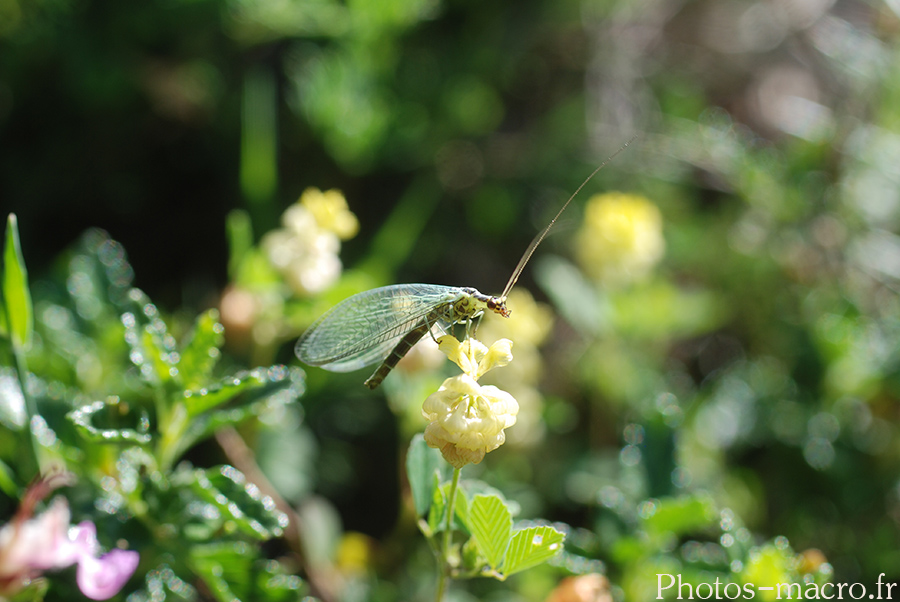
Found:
[3,0,900,600]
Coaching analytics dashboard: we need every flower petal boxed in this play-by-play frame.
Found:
[477,338,514,378]
[70,521,101,557]
[0,497,81,575]
[76,548,140,600]
[438,336,474,375]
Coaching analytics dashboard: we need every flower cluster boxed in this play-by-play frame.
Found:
[575,192,664,286]
[262,188,359,296]
[422,336,519,468]
[0,482,139,600]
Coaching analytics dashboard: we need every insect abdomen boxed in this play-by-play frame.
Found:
[363,319,434,389]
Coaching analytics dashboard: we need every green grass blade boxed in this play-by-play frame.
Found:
[3,214,32,350]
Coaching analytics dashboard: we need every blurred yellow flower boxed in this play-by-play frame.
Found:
[300,187,359,239]
[575,192,664,285]
[422,337,518,469]
[336,532,374,576]
[489,289,552,347]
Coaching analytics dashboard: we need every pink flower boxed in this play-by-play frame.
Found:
[0,497,139,600]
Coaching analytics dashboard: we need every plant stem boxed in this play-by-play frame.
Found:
[434,467,462,602]
[13,345,43,477]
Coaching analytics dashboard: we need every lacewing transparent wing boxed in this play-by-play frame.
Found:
[295,138,635,388]
[295,284,508,388]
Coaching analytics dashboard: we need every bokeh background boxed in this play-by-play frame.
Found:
[4,0,900,599]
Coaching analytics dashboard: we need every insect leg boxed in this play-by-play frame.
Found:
[364,318,435,389]
[465,314,483,339]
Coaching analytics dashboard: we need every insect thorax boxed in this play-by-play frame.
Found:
[447,287,510,322]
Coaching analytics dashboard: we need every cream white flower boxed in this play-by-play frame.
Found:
[422,337,518,468]
[262,188,358,297]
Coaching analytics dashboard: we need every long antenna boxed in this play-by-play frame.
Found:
[500,135,637,299]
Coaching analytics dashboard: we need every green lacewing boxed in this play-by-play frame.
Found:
[296,139,634,388]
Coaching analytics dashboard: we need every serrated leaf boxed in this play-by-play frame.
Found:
[174,370,299,463]
[468,494,512,571]
[182,366,299,418]
[178,309,225,389]
[3,214,33,350]
[67,400,152,445]
[122,290,177,385]
[406,434,445,517]
[189,465,287,540]
[502,525,565,577]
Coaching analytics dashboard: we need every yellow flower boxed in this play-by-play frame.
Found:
[300,187,359,240]
[575,192,664,286]
[336,532,374,576]
[437,336,513,380]
[422,337,518,469]
[476,290,553,446]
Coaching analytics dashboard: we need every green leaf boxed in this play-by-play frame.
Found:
[467,494,512,572]
[178,309,224,389]
[188,465,288,540]
[611,280,727,339]
[189,542,254,602]
[67,400,152,445]
[182,366,300,418]
[174,369,300,462]
[641,494,717,538]
[453,483,469,529]
[426,479,468,536]
[121,290,177,386]
[427,475,447,534]
[129,565,198,602]
[534,254,607,336]
[190,543,307,602]
[609,535,649,564]
[3,214,33,350]
[502,525,565,577]
[406,434,445,517]
[0,457,17,497]
[226,209,254,281]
